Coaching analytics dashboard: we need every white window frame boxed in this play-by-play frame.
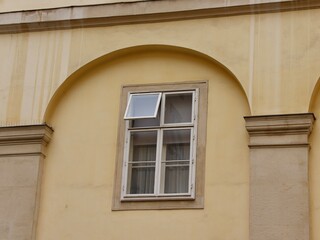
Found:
[161,91,195,126]
[121,89,198,201]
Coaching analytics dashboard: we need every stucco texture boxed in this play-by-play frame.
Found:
[0,6,320,240]
[37,49,250,240]
[1,10,320,126]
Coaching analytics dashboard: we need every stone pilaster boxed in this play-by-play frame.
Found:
[0,124,53,240]
[245,113,314,240]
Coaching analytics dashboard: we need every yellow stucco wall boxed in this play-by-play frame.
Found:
[37,49,250,240]
[1,9,320,126]
[1,5,320,240]
[308,88,320,240]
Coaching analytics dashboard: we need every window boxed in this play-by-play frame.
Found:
[113,81,207,210]
[123,91,196,200]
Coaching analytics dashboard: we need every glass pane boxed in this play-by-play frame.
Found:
[164,93,193,124]
[127,131,157,194]
[164,166,189,194]
[163,129,191,161]
[131,110,160,128]
[166,143,190,161]
[129,167,155,194]
[160,129,191,194]
[125,93,161,119]
[132,145,156,162]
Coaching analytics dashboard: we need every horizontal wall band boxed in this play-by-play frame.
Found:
[0,152,45,158]
[248,143,310,149]
[1,0,320,34]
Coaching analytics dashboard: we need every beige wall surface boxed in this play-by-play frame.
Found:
[245,114,314,240]
[0,0,145,13]
[37,49,250,240]
[1,9,320,127]
[1,5,320,240]
[0,125,52,240]
[0,0,295,14]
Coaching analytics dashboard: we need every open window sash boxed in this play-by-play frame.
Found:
[124,93,162,120]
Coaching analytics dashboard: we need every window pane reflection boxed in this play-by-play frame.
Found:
[125,93,161,119]
[164,93,193,124]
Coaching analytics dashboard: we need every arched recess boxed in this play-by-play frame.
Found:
[308,76,320,240]
[43,45,250,121]
[309,76,320,112]
[37,45,251,240]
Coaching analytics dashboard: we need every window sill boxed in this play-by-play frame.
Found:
[112,196,204,211]
[121,195,195,202]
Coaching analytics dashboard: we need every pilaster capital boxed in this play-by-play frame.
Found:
[244,113,315,148]
[0,124,53,157]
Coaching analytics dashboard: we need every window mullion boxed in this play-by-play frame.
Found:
[156,93,165,196]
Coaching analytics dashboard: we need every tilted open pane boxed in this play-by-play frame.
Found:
[124,93,162,119]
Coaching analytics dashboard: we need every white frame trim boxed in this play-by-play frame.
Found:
[161,91,195,126]
[122,129,159,197]
[121,89,198,201]
[158,127,193,196]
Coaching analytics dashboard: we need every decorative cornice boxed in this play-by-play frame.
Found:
[245,113,315,135]
[1,0,320,34]
[0,124,53,156]
[244,113,315,148]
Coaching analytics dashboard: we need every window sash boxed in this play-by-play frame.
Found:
[124,130,159,195]
[122,127,195,198]
[161,91,195,126]
[159,128,193,195]
[124,92,162,120]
